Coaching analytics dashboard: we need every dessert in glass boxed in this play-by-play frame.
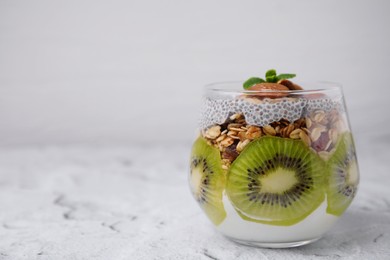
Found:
[189,70,359,248]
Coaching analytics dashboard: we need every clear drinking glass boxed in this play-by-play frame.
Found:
[189,81,359,248]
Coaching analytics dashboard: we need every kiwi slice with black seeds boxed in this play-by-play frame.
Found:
[226,136,325,226]
[326,132,359,216]
[189,137,226,225]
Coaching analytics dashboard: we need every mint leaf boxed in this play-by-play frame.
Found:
[265,69,277,77]
[243,69,297,89]
[265,69,278,83]
[243,77,265,89]
[266,75,278,83]
[277,74,296,80]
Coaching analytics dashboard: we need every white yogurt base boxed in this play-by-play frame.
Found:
[216,193,339,243]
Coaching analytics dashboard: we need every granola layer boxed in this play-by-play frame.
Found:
[201,106,346,169]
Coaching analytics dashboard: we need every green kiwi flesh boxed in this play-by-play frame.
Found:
[189,137,226,225]
[226,136,325,226]
[326,132,359,216]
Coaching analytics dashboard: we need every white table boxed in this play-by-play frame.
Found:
[0,137,389,259]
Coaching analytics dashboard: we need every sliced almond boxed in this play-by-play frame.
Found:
[316,124,327,132]
[238,131,247,140]
[285,124,295,136]
[229,127,245,132]
[275,125,281,134]
[279,128,286,138]
[220,137,234,147]
[227,130,237,137]
[302,127,310,135]
[324,139,332,151]
[204,125,221,139]
[306,118,312,129]
[310,127,323,142]
[320,117,329,126]
[299,131,311,146]
[329,129,338,144]
[289,128,302,139]
[313,110,326,123]
[318,151,331,161]
[228,123,243,130]
[280,127,290,138]
[229,113,242,121]
[216,134,227,143]
[237,139,250,152]
[246,126,262,139]
[263,125,276,136]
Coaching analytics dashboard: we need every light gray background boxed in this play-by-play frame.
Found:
[1,2,390,259]
[1,0,389,146]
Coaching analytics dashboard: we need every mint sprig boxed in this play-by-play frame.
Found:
[277,74,296,80]
[265,69,278,83]
[243,77,265,89]
[243,69,296,89]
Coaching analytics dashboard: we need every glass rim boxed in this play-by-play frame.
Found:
[204,81,343,95]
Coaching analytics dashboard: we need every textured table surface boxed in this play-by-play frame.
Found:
[0,137,389,260]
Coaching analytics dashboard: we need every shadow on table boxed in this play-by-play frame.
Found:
[285,210,389,257]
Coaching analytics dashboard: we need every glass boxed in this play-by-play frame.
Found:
[189,81,359,248]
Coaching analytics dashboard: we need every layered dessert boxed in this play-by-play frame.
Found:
[189,70,359,246]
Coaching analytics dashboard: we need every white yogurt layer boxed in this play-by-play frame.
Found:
[216,193,339,243]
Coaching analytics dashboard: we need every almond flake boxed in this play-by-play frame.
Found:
[246,126,262,139]
[285,124,295,136]
[306,118,312,129]
[313,110,325,123]
[310,127,323,142]
[318,151,331,161]
[220,137,234,147]
[329,129,338,144]
[324,139,332,151]
[227,130,237,137]
[299,131,311,146]
[237,139,250,152]
[275,125,281,134]
[204,125,221,139]
[216,134,227,142]
[228,123,243,130]
[229,127,245,132]
[229,113,242,121]
[263,125,276,136]
[289,129,302,139]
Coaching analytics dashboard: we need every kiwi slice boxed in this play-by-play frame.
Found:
[189,137,226,225]
[226,136,325,226]
[326,132,359,216]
